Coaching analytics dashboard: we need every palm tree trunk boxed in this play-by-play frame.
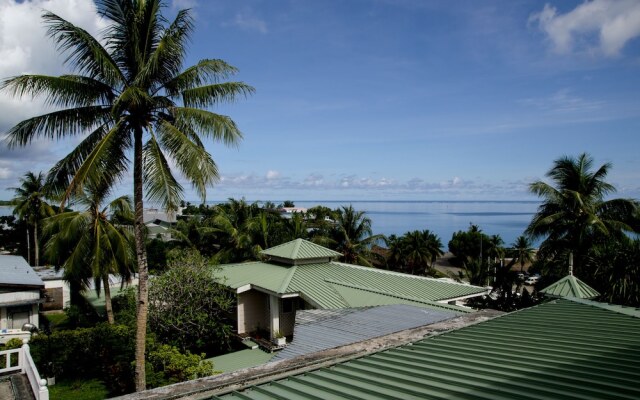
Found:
[34,220,39,266]
[133,127,149,392]
[103,275,114,324]
[26,227,31,265]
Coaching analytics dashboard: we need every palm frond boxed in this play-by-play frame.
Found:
[182,82,254,108]
[143,132,182,211]
[5,106,111,148]
[1,75,114,108]
[156,120,218,200]
[164,59,240,95]
[171,107,243,146]
[42,11,124,86]
[137,9,192,89]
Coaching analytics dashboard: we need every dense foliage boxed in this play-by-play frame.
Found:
[148,250,234,354]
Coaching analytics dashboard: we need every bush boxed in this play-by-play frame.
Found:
[29,323,135,396]
[146,344,214,387]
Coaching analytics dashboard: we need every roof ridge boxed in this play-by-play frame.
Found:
[278,264,298,293]
[326,279,468,313]
[563,297,640,318]
[331,261,484,289]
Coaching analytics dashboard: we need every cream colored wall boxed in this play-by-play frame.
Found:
[237,290,269,334]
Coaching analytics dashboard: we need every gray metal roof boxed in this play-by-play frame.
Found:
[272,305,457,361]
[0,255,45,287]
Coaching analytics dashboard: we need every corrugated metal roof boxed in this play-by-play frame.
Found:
[272,305,457,361]
[207,349,275,374]
[217,260,485,311]
[539,274,600,299]
[260,239,342,262]
[213,298,640,400]
[0,255,45,287]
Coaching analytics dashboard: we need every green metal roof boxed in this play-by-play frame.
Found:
[206,349,275,374]
[539,274,600,299]
[260,239,342,263]
[217,260,485,312]
[213,298,640,399]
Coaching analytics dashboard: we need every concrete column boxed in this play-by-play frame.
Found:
[0,307,7,330]
[269,295,280,339]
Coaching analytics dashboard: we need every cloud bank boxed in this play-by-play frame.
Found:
[531,0,640,56]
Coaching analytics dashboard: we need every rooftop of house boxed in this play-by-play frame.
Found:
[273,304,458,362]
[539,274,600,299]
[117,297,640,400]
[0,255,45,288]
[217,240,486,313]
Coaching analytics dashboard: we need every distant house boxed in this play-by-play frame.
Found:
[146,219,173,241]
[217,239,488,339]
[0,255,44,343]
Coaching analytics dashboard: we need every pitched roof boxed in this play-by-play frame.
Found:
[260,239,342,264]
[539,274,600,299]
[272,305,457,361]
[0,255,45,287]
[213,298,640,400]
[218,260,485,312]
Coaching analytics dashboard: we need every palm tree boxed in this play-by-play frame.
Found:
[1,1,253,390]
[487,234,505,264]
[43,183,135,324]
[330,205,384,267]
[511,235,535,273]
[526,153,639,275]
[10,171,54,266]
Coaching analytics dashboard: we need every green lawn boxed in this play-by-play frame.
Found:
[48,379,108,400]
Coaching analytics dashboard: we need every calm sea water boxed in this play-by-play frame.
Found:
[0,200,541,247]
[290,201,540,247]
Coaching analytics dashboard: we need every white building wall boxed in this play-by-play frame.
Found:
[237,290,269,334]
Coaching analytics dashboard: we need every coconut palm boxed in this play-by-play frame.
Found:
[330,205,384,267]
[526,153,639,274]
[511,235,535,273]
[10,171,55,266]
[1,0,253,390]
[43,182,135,324]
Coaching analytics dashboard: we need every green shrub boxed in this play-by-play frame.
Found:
[146,344,214,387]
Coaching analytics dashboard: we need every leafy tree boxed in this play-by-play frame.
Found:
[526,153,639,275]
[148,250,234,354]
[1,1,253,389]
[43,183,136,324]
[448,224,490,267]
[10,171,54,266]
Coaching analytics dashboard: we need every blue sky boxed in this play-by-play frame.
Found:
[1,0,639,202]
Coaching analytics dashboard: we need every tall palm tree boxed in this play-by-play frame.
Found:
[10,171,54,266]
[526,153,639,275]
[43,183,135,324]
[511,235,535,273]
[330,205,384,267]
[1,1,253,390]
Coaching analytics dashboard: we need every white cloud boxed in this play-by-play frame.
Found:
[530,0,640,57]
[265,170,280,180]
[518,89,604,114]
[231,12,268,34]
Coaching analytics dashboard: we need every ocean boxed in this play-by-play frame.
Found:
[0,200,541,248]
[289,200,540,247]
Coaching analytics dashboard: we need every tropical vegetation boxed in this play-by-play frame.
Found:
[42,182,136,324]
[9,171,55,266]
[1,0,253,390]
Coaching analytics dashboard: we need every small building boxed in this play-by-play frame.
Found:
[0,255,44,343]
[217,239,488,340]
